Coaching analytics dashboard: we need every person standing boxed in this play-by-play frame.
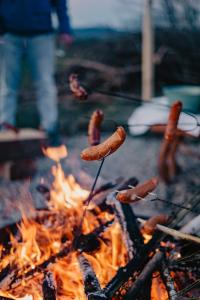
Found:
[0,0,73,145]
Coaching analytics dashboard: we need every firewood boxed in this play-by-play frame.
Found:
[161,261,178,300]
[103,233,161,298]
[78,254,108,300]
[42,271,57,300]
[7,245,71,290]
[76,219,114,254]
[124,251,164,300]
[107,192,143,260]
[3,220,113,290]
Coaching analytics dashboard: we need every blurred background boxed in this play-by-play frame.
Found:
[15,0,200,134]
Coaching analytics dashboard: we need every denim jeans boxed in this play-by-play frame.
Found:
[0,33,58,132]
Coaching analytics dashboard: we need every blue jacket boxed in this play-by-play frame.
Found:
[0,0,71,35]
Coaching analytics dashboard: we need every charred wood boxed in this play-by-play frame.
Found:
[42,271,57,300]
[2,220,113,290]
[7,245,71,290]
[109,198,144,259]
[36,183,50,201]
[103,232,161,298]
[124,251,164,300]
[78,254,108,300]
[161,260,178,300]
[77,219,114,253]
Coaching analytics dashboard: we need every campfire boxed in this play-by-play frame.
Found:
[0,100,199,300]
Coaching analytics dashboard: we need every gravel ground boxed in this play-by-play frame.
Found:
[0,133,199,229]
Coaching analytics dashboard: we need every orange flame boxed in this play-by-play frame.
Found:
[42,145,68,162]
[0,157,127,299]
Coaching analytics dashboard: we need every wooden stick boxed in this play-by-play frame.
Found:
[138,218,200,244]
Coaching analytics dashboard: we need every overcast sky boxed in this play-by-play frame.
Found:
[69,0,135,29]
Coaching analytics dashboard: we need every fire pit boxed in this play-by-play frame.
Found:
[0,144,199,300]
[0,101,199,300]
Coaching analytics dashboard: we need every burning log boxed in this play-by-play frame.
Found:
[6,245,71,290]
[78,254,108,300]
[0,266,17,291]
[103,233,162,298]
[107,191,143,260]
[77,219,114,253]
[42,271,57,300]
[116,178,144,258]
[169,254,200,277]
[158,101,182,183]
[161,261,178,300]
[1,220,114,291]
[124,251,164,300]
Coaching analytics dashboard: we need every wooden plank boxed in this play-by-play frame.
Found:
[0,129,47,162]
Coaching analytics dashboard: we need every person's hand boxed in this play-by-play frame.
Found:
[59,33,73,48]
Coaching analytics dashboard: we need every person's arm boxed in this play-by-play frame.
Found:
[55,0,72,34]
[55,0,73,47]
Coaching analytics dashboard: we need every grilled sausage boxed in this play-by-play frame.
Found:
[81,126,126,161]
[142,214,169,235]
[88,110,104,146]
[116,177,159,203]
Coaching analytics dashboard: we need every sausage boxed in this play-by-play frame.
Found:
[88,110,104,146]
[142,214,169,235]
[81,126,126,161]
[158,101,182,183]
[69,74,88,101]
[116,177,159,203]
[165,101,182,141]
